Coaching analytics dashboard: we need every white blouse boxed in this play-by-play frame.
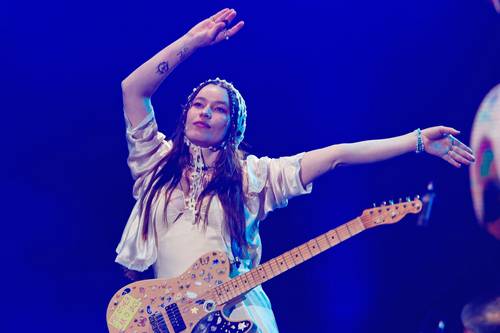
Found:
[115,111,312,332]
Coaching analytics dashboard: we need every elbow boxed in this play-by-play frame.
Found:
[121,78,130,92]
[329,159,343,170]
[328,144,347,169]
[121,77,151,98]
[121,74,135,92]
[121,78,134,97]
[121,78,138,96]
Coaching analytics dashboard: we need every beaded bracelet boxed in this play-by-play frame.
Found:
[415,128,425,154]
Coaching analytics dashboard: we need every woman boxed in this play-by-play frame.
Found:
[116,8,476,332]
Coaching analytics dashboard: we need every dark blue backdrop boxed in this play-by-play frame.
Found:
[5,1,499,332]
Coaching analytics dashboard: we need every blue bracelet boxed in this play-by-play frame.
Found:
[416,128,425,154]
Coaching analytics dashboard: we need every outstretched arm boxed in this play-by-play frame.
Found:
[299,126,476,186]
[121,8,244,128]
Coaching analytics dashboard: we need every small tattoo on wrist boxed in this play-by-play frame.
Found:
[177,47,189,61]
[156,61,169,74]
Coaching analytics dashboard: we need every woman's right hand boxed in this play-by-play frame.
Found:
[187,8,245,48]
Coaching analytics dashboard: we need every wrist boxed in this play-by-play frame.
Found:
[182,32,203,51]
[414,128,425,154]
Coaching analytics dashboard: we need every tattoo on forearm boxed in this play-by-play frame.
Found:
[156,61,169,75]
[177,47,190,61]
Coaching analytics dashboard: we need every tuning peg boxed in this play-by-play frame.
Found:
[415,194,420,200]
[389,200,394,205]
[372,203,377,208]
[382,201,387,206]
[406,196,411,202]
[399,198,403,203]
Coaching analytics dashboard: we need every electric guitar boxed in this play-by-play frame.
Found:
[107,198,422,333]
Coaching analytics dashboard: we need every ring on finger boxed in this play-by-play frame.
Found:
[224,30,230,40]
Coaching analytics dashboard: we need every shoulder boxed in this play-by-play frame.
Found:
[241,154,271,194]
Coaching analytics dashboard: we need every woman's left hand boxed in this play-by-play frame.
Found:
[421,126,476,168]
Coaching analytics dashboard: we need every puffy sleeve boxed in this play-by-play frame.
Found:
[115,200,157,272]
[245,153,313,220]
[125,111,173,199]
[115,111,172,271]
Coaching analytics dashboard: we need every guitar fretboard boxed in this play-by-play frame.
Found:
[211,217,365,304]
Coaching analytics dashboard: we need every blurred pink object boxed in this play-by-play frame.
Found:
[492,0,500,13]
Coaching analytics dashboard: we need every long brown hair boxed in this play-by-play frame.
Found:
[139,79,249,258]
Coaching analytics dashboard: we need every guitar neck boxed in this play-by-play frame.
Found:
[212,217,365,305]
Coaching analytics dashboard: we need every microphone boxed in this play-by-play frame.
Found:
[417,181,436,227]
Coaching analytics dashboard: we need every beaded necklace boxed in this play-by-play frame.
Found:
[183,137,216,217]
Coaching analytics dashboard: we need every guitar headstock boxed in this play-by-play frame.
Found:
[361,197,423,229]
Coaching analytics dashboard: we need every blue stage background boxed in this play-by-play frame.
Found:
[5,1,499,332]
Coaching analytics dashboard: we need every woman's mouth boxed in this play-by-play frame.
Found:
[193,121,211,129]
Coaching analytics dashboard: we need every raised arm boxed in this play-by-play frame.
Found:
[121,8,244,128]
[299,126,476,186]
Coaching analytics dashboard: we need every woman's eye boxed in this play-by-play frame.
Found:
[215,107,227,113]
[193,102,204,108]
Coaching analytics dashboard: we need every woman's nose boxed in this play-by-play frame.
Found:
[200,106,212,118]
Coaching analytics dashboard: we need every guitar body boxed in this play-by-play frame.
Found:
[107,251,253,333]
